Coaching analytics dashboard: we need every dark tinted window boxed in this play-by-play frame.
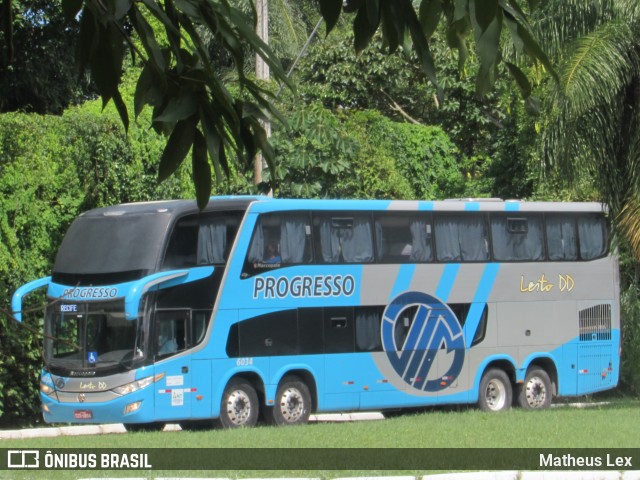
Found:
[164,214,240,269]
[546,215,578,261]
[375,214,433,263]
[298,308,324,354]
[324,307,355,353]
[155,310,188,358]
[192,310,210,346]
[314,215,374,263]
[434,214,489,262]
[491,215,544,261]
[238,310,298,356]
[54,213,172,275]
[578,214,608,260]
[245,213,312,271]
[225,304,485,357]
[355,307,383,352]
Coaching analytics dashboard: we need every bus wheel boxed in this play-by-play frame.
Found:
[179,420,215,431]
[219,378,259,428]
[267,377,311,426]
[517,368,552,409]
[123,422,165,432]
[478,369,512,412]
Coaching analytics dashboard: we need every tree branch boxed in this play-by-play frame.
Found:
[379,89,423,125]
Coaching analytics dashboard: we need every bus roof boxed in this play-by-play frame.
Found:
[79,196,605,218]
[243,197,606,214]
[79,196,261,219]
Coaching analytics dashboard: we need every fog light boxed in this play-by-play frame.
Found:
[42,403,51,414]
[124,401,142,415]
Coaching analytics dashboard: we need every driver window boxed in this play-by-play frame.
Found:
[155,311,188,358]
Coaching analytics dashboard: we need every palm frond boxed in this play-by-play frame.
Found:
[553,21,638,116]
[532,0,616,61]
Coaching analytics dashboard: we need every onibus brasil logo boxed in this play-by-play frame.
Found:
[381,291,465,392]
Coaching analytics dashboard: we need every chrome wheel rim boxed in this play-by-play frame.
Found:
[226,389,252,426]
[279,387,304,423]
[485,379,507,411]
[525,376,547,408]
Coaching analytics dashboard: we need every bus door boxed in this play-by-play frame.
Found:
[153,309,193,420]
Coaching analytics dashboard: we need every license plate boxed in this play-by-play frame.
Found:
[74,410,93,420]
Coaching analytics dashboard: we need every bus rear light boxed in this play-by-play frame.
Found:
[124,401,142,415]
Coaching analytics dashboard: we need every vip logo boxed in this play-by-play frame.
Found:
[7,450,39,469]
[381,291,465,392]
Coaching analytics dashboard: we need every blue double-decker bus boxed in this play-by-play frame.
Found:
[12,197,619,429]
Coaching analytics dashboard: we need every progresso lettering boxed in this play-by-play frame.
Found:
[62,287,119,299]
[253,274,356,300]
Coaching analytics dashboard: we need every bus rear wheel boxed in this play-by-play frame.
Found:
[478,369,512,412]
[219,378,259,428]
[517,368,552,409]
[266,377,311,426]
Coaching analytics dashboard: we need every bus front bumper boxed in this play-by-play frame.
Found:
[40,387,156,425]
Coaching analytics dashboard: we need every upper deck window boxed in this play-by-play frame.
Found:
[578,214,608,260]
[434,214,489,262]
[314,214,374,263]
[246,213,312,267]
[375,214,433,263]
[163,213,240,269]
[491,215,544,261]
[546,215,578,261]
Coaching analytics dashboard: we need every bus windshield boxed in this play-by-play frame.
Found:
[44,300,144,370]
[53,212,173,275]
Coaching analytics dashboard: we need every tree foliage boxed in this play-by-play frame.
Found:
[0,0,555,206]
[539,0,640,224]
[0,0,94,113]
[268,104,471,200]
[295,27,536,201]
[0,105,194,426]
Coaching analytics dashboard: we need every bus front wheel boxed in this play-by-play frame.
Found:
[478,369,512,412]
[123,422,165,432]
[219,378,259,428]
[517,368,552,409]
[266,377,311,426]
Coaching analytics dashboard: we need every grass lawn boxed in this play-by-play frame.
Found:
[1,398,639,479]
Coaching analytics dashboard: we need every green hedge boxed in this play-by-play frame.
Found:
[0,108,194,426]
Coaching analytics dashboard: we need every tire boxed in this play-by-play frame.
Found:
[218,378,259,428]
[478,368,512,412]
[383,409,405,419]
[265,377,311,426]
[517,368,552,409]
[123,422,165,432]
[179,420,216,431]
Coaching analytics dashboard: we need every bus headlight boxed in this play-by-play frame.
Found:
[40,382,55,396]
[112,373,164,396]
